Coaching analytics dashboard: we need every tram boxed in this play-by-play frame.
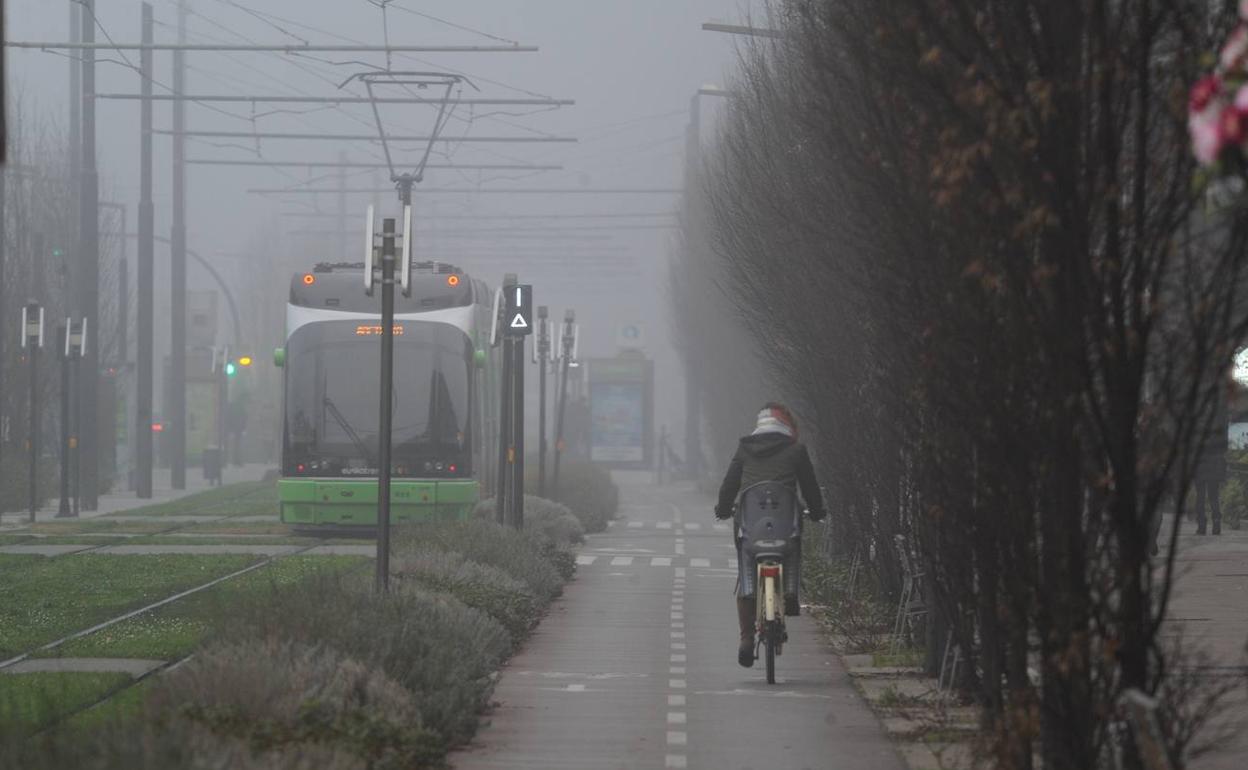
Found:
[274,261,499,529]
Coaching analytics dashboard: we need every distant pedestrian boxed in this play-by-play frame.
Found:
[1195,383,1230,536]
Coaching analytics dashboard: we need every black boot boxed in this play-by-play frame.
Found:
[784,594,800,617]
[737,597,756,667]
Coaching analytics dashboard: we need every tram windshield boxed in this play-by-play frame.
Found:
[283,319,472,476]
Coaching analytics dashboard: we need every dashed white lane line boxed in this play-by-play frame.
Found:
[671,654,686,663]
[666,755,687,768]
[670,679,686,689]
[675,567,686,579]
[668,694,686,706]
[627,521,644,528]
[690,558,710,568]
[610,556,633,566]
[685,522,702,530]
[667,711,687,725]
[657,521,673,529]
[667,731,688,746]
[652,557,672,567]
[667,559,688,770]
[675,543,686,556]
[575,555,596,565]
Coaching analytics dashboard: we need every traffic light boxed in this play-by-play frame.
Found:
[225,362,237,377]
[237,356,253,368]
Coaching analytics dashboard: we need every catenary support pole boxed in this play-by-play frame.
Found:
[551,309,574,499]
[537,306,549,498]
[511,323,526,529]
[79,0,100,510]
[375,218,397,593]
[135,2,154,498]
[170,0,188,489]
[58,324,71,517]
[28,333,39,523]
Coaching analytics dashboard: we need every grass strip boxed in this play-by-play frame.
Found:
[0,672,132,733]
[0,554,259,659]
[111,481,276,518]
[48,556,368,660]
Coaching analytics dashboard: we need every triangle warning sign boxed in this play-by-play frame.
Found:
[510,313,529,329]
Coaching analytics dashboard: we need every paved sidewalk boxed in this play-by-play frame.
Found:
[0,464,272,528]
[453,475,905,770]
[1159,517,1248,769]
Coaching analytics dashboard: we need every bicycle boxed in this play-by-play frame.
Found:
[736,481,803,684]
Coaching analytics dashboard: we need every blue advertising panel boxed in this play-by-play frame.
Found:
[587,354,654,469]
[590,383,645,463]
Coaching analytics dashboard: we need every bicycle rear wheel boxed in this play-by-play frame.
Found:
[765,626,777,684]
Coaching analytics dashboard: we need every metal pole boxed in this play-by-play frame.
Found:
[337,152,347,259]
[69,2,80,184]
[71,349,81,516]
[512,329,525,529]
[28,341,39,523]
[552,310,574,499]
[79,0,100,509]
[57,325,71,517]
[496,274,517,525]
[537,306,548,498]
[135,2,154,498]
[684,93,704,481]
[170,0,187,489]
[375,218,396,593]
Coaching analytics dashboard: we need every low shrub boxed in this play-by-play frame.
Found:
[474,495,586,547]
[149,637,443,769]
[397,519,565,601]
[392,548,540,643]
[218,570,511,747]
[528,461,619,533]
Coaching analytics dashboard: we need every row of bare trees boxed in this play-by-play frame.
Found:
[674,2,1248,767]
[1,99,127,509]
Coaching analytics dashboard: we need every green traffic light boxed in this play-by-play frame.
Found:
[225,362,237,377]
[52,248,64,258]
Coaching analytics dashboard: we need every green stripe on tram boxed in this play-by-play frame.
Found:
[278,478,479,525]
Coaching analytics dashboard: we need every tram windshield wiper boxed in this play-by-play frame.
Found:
[322,396,374,465]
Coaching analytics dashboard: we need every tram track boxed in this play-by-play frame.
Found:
[3,483,284,557]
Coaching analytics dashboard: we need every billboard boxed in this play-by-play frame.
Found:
[587,354,654,469]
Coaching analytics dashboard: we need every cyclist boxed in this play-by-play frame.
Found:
[715,402,825,667]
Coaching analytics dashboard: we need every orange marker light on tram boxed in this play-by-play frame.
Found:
[447,275,460,287]
[302,274,316,285]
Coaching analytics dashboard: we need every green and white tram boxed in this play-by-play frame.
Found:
[274,261,498,529]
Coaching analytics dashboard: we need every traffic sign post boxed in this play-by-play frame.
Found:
[57,323,72,518]
[495,277,532,529]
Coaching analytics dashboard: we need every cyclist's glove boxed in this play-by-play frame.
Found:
[714,505,732,520]
[808,508,827,522]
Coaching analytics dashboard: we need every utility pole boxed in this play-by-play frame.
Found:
[135,2,154,498]
[536,306,550,497]
[495,275,516,525]
[551,309,576,499]
[170,0,188,489]
[57,323,71,517]
[78,0,100,510]
[22,303,44,523]
[374,216,398,592]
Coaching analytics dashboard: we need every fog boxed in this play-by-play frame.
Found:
[5,0,758,447]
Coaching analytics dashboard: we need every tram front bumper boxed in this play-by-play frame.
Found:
[278,478,479,526]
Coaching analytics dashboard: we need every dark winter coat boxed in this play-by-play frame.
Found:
[715,433,824,520]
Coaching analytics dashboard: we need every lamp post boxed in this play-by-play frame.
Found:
[21,303,45,523]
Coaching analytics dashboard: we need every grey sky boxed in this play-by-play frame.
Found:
[6,0,758,440]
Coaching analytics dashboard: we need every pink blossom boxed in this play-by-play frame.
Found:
[1223,25,1248,70]
[1191,75,1222,113]
[1236,84,1248,111]
[1191,110,1224,165]
[1220,104,1248,146]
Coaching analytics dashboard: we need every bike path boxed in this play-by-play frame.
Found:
[454,474,905,770]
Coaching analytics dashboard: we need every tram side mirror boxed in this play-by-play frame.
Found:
[474,349,486,369]
[273,347,285,368]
